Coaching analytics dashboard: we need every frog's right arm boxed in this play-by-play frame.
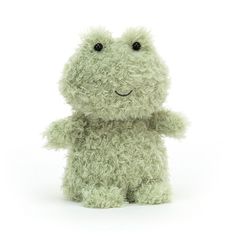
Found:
[43,114,87,149]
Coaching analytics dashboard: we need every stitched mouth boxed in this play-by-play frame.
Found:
[115,90,133,97]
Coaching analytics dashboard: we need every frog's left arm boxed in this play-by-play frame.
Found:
[150,109,187,138]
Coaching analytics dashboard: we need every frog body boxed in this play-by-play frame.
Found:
[44,28,186,208]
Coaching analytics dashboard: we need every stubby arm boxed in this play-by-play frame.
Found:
[43,113,87,149]
[150,109,187,138]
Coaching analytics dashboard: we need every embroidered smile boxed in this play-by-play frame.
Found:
[115,90,133,97]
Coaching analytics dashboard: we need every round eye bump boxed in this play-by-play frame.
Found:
[132,41,141,51]
[94,43,103,52]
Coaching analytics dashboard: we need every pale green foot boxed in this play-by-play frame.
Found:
[82,186,124,208]
[134,181,171,205]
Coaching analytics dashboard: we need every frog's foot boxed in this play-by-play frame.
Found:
[63,183,83,202]
[133,181,171,205]
[82,186,124,208]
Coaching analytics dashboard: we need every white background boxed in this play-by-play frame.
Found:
[0,0,235,235]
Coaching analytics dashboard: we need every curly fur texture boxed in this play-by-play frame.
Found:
[44,28,186,208]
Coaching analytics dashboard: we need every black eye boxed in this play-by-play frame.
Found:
[132,41,141,51]
[94,43,103,52]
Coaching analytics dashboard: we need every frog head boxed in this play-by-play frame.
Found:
[60,28,169,120]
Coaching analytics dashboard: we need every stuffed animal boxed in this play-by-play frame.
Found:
[44,28,186,208]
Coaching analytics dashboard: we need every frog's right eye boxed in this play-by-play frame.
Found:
[94,43,103,52]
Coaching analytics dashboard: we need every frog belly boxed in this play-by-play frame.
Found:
[74,128,167,188]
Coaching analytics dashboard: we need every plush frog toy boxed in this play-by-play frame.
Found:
[44,28,186,208]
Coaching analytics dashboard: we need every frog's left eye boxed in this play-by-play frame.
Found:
[132,41,141,51]
[94,43,103,52]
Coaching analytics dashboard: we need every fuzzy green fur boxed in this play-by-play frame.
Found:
[44,28,186,208]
